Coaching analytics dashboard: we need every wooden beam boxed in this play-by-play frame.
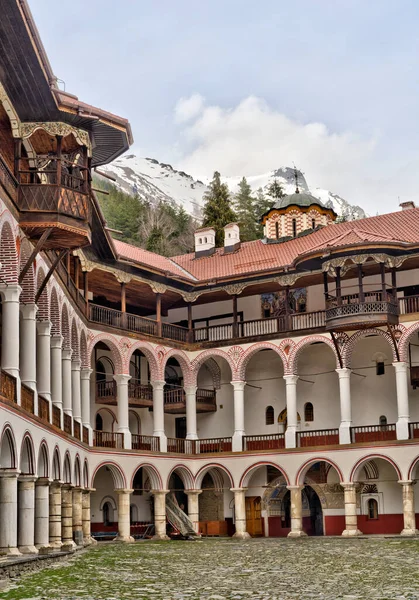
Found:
[19,228,53,284]
[330,331,343,369]
[336,267,342,305]
[83,270,89,317]
[187,303,193,343]
[56,135,62,186]
[358,265,364,303]
[391,267,397,301]
[156,293,162,337]
[92,187,110,195]
[94,168,116,182]
[232,295,238,338]
[380,262,387,297]
[323,271,329,297]
[14,138,21,181]
[35,249,69,303]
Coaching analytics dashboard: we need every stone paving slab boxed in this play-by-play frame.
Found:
[1,537,419,599]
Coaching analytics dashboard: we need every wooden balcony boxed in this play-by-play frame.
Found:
[350,423,397,443]
[93,430,123,449]
[297,428,339,447]
[128,382,153,408]
[21,383,35,414]
[166,437,232,454]
[38,395,50,423]
[243,433,285,451]
[325,290,399,331]
[164,388,217,414]
[132,434,160,451]
[1,370,17,403]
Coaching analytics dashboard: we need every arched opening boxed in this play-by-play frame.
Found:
[0,427,16,469]
[90,464,126,541]
[20,435,35,474]
[305,485,323,536]
[195,356,232,442]
[130,465,161,538]
[304,402,314,422]
[52,448,61,481]
[95,408,116,433]
[103,500,114,526]
[292,218,297,237]
[265,406,274,425]
[63,453,72,484]
[196,466,234,537]
[164,357,186,438]
[37,443,49,478]
[93,342,116,407]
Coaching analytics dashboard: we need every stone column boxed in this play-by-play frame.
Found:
[49,481,63,549]
[393,362,410,440]
[114,374,132,449]
[35,477,51,554]
[231,381,246,452]
[399,480,419,536]
[20,303,38,390]
[18,475,38,554]
[51,335,63,424]
[336,368,352,444]
[287,485,307,537]
[185,385,198,440]
[231,488,250,539]
[284,375,299,449]
[71,360,82,438]
[341,483,362,536]
[62,349,73,418]
[81,368,93,445]
[36,321,52,407]
[152,380,167,452]
[0,285,22,392]
[72,487,83,546]
[185,490,202,534]
[82,488,97,546]
[152,490,170,540]
[61,484,76,550]
[114,489,135,542]
[0,470,21,555]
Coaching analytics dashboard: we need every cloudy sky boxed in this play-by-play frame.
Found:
[31,0,419,214]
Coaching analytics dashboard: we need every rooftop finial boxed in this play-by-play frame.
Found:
[293,163,300,194]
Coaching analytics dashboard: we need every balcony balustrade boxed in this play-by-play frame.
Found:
[243,433,285,451]
[350,423,397,443]
[52,405,61,429]
[132,434,160,451]
[63,413,72,435]
[297,428,339,447]
[73,420,81,440]
[38,395,50,423]
[21,383,35,414]
[0,370,17,403]
[325,290,399,331]
[82,425,89,444]
[93,430,123,449]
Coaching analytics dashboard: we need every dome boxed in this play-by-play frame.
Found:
[272,191,327,211]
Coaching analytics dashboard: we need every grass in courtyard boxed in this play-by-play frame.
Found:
[1,537,419,599]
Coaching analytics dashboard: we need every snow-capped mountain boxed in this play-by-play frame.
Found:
[98,156,366,221]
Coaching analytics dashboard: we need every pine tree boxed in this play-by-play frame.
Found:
[234,177,258,241]
[266,178,285,200]
[254,187,274,238]
[202,171,236,246]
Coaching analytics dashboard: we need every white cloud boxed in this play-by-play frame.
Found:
[174,93,205,124]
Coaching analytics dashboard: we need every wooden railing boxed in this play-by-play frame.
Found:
[0,153,18,202]
[326,290,399,321]
[193,323,233,343]
[93,430,124,449]
[52,405,61,429]
[243,433,285,451]
[90,304,124,329]
[297,428,339,447]
[409,422,419,439]
[196,388,216,406]
[73,421,81,440]
[350,423,397,443]
[399,295,419,315]
[162,322,188,342]
[126,313,157,336]
[128,382,153,401]
[0,370,17,403]
[96,380,116,400]
[195,437,232,453]
[167,437,187,453]
[83,426,89,444]
[38,395,50,423]
[21,383,35,414]
[164,388,185,405]
[63,413,72,435]
[132,434,160,452]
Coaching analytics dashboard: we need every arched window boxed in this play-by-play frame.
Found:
[376,362,385,375]
[275,222,280,239]
[204,237,207,243]
[103,502,112,525]
[379,415,387,427]
[265,406,274,425]
[304,402,314,422]
[312,218,316,229]
[95,413,103,431]
[199,238,202,244]
[367,498,378,520]
[292,218,297,237]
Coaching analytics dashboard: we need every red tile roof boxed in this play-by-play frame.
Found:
[114,209,419,283]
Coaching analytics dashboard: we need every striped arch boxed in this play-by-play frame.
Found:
[0,424,17,469]
[167,465,195,490]
[236,342,288,380]
[408,455,419,480]
[71,317,80,360]
[343,328,397,367]
[80,329,89,369]
[296,457,344,485]
[363,460,379,480]
[159,348,194,385]
[50,286,61,336]
[288,335,339,375]
[240,461,290,488]
[0,214,18,285]
[52,446,61,481]
[36,266,50,321]
[91,461,127,489]
[20,432,35,474]
[61,304,71,351]
[192,350,234,387]
[125,341,159,381]
[74,455,82,487]
[398,322,419,363]
[130,463,163,490]
[19,238,36,304]
[83,460,89,488]
[88,333,124,374]
[195,463,234,490]
[37,440,49,478]
[63,452,72,484]
[350,454,402,482]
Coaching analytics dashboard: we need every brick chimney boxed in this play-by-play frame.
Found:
[400,201,416,211]
[223,223,241,254]
[194,227,216,258]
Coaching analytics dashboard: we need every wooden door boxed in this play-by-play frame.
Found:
[245,496,263,537]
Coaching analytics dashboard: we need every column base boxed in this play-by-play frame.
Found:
[287,530,307,538]
[400,528,419,537]
[151,534,170,541]
[36,544,52,555]
[113,535,135,543]
[83,536,97,546]
[49,541,63,550]
[0,547,22,557]
[232,531,251,540]
[61,540,77,551]
[19,545,39,555]
[342,529,363,537]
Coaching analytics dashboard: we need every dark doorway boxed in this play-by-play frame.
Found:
[305,486,323,535]
[175,417,187,439]
[282,490,291,528]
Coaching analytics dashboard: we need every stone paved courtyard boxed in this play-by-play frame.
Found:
[1,538,419,600]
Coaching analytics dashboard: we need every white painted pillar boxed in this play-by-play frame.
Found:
[72,486,83,546]
[82,488,97,546]
[0,471,21,555]
[61,484,76,550]
[36,321,52,405]
[114,489,135,542]
[81,368,93,445]
[35,477,51,554]
[231,381,246,452]
[0,285,22,395]
[152,490,170,540]
[18,475,38,554]
[71,359,82,435]
[284,375,299,449]
[20,305,38,405]
[151,380,167,452]
[49,481,63,549]
[393,362,410,440]
[50,335,63,416]
[185,490,202,534]
[341,483,362,536]
[185,385,198,440]
[114,374,131,449]
[62,349,73,417]
[336,368,352,444]
[231,488,250,539]
[399,481,419,536]
[287,485,307,537]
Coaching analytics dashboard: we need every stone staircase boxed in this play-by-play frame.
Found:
[165,493,198,538]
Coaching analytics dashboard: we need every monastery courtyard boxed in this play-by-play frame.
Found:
[1,538,419,600]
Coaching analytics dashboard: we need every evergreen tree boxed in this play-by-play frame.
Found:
[202,171,236,246]
[234,177,257,241]
[266,178,285,200]
[254,187,274,238]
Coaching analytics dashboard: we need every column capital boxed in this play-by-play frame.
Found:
[336,367,351,378]
[62,348,72,360]
[36,320,52,335]
[184,489,202,496]
[230,487,247,494]
[50,335,63,349]
[151,489,169,496]
[283,374,299,384]
[113,373,131,385]
[151,380,165,391]
[398,480,415,486]
[50,480,63,489]
[0,284,22,302]
[71,359,81,371]
[82,487,95,494]
[115,488,134,495]
[341,482,357,490]
[393,361,408,372]
[35,477,51,487]
[18,474,37,483]
[20,303,38,320]
[61,483,74,491]
[81,368,93,380]
[184,385,198,395]
[286,484,304,491]
[0,469,20,479]
[231,380,246,391]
